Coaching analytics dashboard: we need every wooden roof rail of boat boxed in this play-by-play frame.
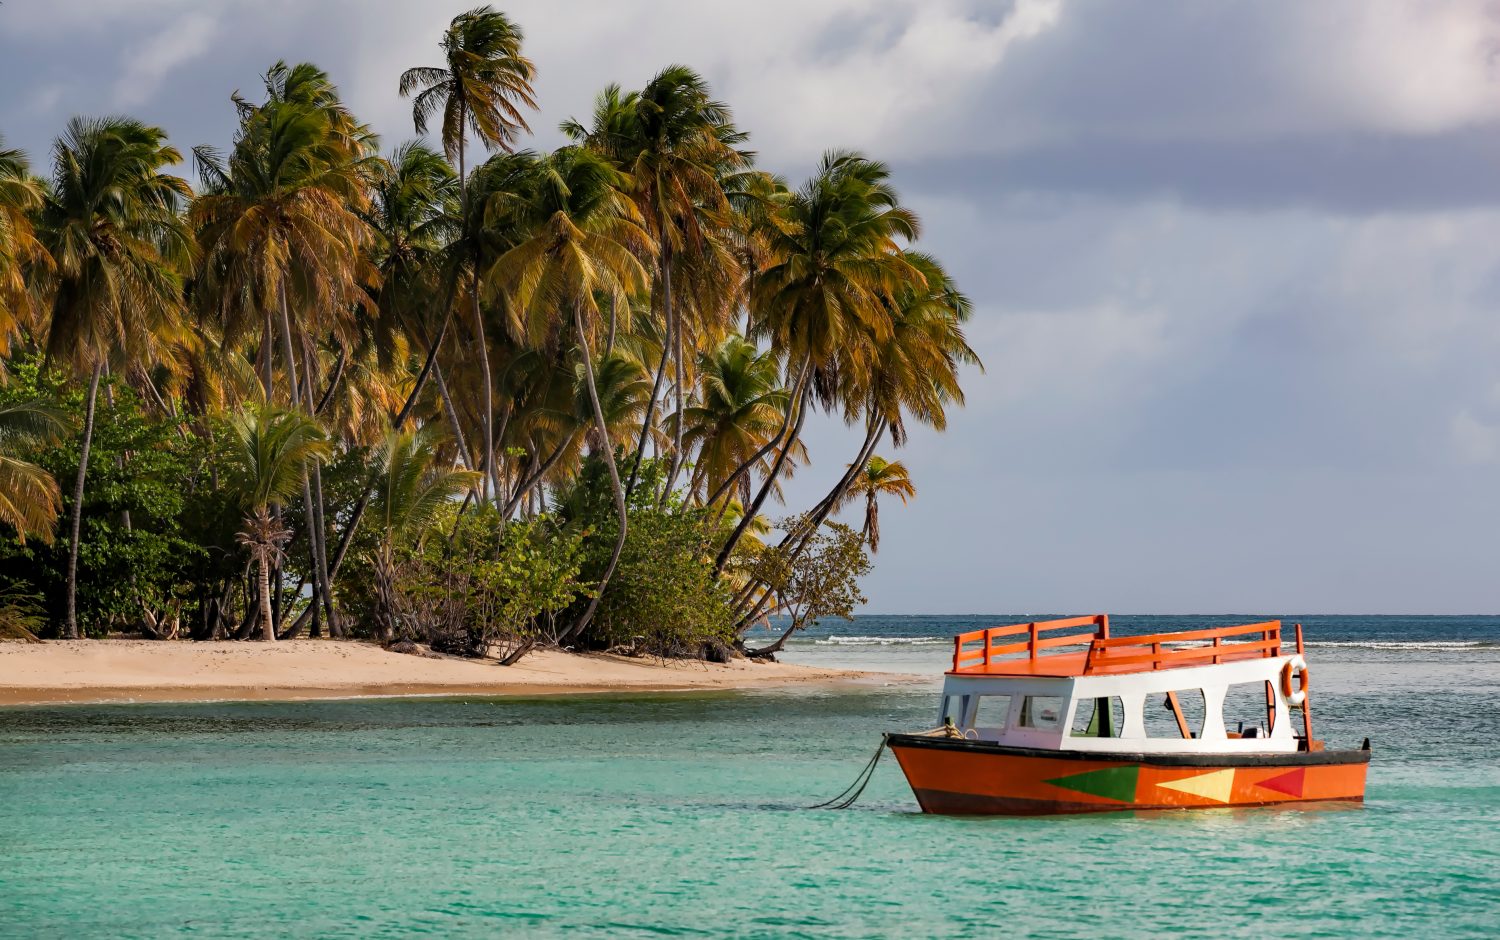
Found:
[1082,621,1283,674]
[949,616,1285,677]
[951,615,1110,674]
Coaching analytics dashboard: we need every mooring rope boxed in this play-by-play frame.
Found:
[809,735,888,809]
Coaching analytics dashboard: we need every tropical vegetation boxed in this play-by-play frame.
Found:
[0,6,978,659]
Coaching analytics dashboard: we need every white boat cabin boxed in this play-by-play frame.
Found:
[938,616,1314,756]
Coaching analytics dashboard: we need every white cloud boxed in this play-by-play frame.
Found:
[114,11,220,108]
[339,0,1063,167]
[1297,0,1500,136]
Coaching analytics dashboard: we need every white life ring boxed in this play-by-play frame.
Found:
[1281,655,1310,707]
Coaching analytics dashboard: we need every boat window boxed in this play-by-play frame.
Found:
[1070,697,1124,737]
[1223,681,1276,737]
[1019,696,1065,730]
[1143,689,1205,739]
[973,695,1012,730]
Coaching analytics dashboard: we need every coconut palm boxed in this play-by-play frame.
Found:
[0,139,48,356]
[715,150,922,569]
[37,116,192,639]
[485,145,652,640]
[400,5,538,503]
[193,64,378,632]
[365,141,468,464]
[564,66,750,499]
[678,334,790,506]
[368,425,479,639]
[225,406,332,641]
[0,401,68,544]
[833,455,915,553]
[192,66,377,405]
[789,251,979,554]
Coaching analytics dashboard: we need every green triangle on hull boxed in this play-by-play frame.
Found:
[1043,765,1139,803]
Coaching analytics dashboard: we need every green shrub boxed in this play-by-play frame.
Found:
[393,509,585,660]
[0,363,209,637]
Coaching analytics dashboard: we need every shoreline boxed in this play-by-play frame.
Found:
[0,638,902,707]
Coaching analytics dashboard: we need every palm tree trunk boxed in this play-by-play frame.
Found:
[327,303,457,585]
[259,314,274,400]
[714,376,811,574]
[456,130,497,506]
[277,288,333,636]
[501,431,576,520]
[313,341,347,416]
[257,554,275,642]
[624,257,674,500]
[704,358,810,509]
[660,257,687,503]
[788,419,885,556]
[63,363,103,640]
[299,343,336,635]
[605,293,617,356]
[434,362,472,469]
[731,419,885,631]
[561,303,628,644]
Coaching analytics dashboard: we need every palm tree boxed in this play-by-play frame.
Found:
[401,5,537,503]
[0,138,48,357]
[833,455,914,553]
[366,141,465,453]
[225,406,332,641]
[564,66,749,500]
[485,145,652,640]
[715,150,922,570]
[368,425,479,640]
[679,334,790,506]
[193,64,378,631]
[37,117,192,639]
[789,250,978,556]
[0,402,68,544]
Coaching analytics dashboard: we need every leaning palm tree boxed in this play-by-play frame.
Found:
[37,116,192,639]
[225,406,332,641]
[715,150,923,570]
[832,455,915,553]
[485,145,653,641]
[0,401,68,544]
[368,425,479,640]
[0,138,49,357]
[787,250,978,557]
[401,5,537,502]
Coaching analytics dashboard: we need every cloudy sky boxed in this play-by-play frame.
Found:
[5,0,1500,614]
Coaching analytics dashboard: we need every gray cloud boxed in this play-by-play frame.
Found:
[4,0,1499,612]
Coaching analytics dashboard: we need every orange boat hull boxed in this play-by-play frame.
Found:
[887,734,1369,815]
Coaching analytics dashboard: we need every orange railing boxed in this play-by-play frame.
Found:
[950,616,1285,675]
[951,615,1111,672]
[1081,620,1282,674]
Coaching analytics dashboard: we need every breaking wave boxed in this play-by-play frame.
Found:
[796,635,1495,652]
[1305,640,1496,651]
[810,635,949,647]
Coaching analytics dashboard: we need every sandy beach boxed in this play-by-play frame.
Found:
[0,639,880,706]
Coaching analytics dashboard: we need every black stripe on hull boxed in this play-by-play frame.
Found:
[886,733,1372,767]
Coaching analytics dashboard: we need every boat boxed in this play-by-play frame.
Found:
[886,615,1370,815]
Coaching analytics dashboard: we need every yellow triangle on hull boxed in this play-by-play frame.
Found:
[1157,768,1235,803]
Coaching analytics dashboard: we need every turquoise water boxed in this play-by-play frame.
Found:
[3,617,1499,937]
